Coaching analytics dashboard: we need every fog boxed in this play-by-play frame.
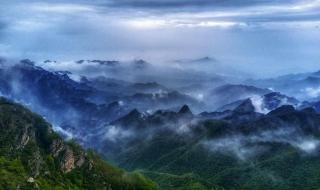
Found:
[203,127,320,160]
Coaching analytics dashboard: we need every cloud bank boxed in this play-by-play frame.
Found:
[0,0,320,77]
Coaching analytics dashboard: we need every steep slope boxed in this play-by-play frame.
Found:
[0,97,158,190]
[0,60,202,122]
[0,60,103,124]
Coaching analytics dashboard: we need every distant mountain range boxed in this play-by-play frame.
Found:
[206,84,272,110]
[217,92,300,113]
[0,59,203,148]
[246,70,320,101]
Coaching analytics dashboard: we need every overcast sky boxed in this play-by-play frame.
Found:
[0,0,320,77]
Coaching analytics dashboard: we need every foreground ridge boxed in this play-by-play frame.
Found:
[0,97,158,190]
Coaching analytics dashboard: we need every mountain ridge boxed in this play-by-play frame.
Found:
[0,97,158,190]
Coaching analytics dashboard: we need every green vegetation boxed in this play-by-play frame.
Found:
[0,98,158,190]
[142,171,222,190]
[116,120,320,190]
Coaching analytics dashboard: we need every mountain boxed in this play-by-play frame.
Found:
[0,60,103,120]
[0,60,202,152]
[85,76,202,113]
[111,105,195,130]
[0,97,158,190]
[129,82,169,94]
[5,58,320,190]
[206,84,272,110]
[217,92,300,113]
[86,60,120,67]
[133,59,150,69]
[80,76,130,98]
[178,104,193,115]
[246,70,320,101]
[81,77,169,97]
[118,91,201,113]
[201,99,263,124]
[101,102,320,190]
[172,56,246,84]
[0,60,122,149]
[174,56,218,64]
[193,56,217,63]
[96,105,197,159]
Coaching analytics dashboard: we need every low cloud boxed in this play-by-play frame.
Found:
[52,125,74,140]
[203,127,320,160]
[102,125,134,142]
[303,86,320,98]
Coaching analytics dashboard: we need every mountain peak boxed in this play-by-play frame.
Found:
[20,59,35,66]
[17,59,44,71]
[133,59,149,69]
[178,104,192,115]
[127,109,142,117]
[195,56,217,62]
[234,99,255,113]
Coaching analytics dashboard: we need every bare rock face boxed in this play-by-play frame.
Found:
[50,139,65,157]
[88,160,94,171]
[50,139,86,173]
[61,147,75,173]
[19,126,30,148]
[75,153,86,167]
[29,150,43,177]
[27,177,35,183]
[16,125,33,150]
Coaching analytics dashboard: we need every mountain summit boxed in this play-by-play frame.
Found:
[178,104,193,115]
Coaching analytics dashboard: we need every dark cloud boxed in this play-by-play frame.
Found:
[102,0,320,26]
[107,0,299,9]
[217,11,320,24]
